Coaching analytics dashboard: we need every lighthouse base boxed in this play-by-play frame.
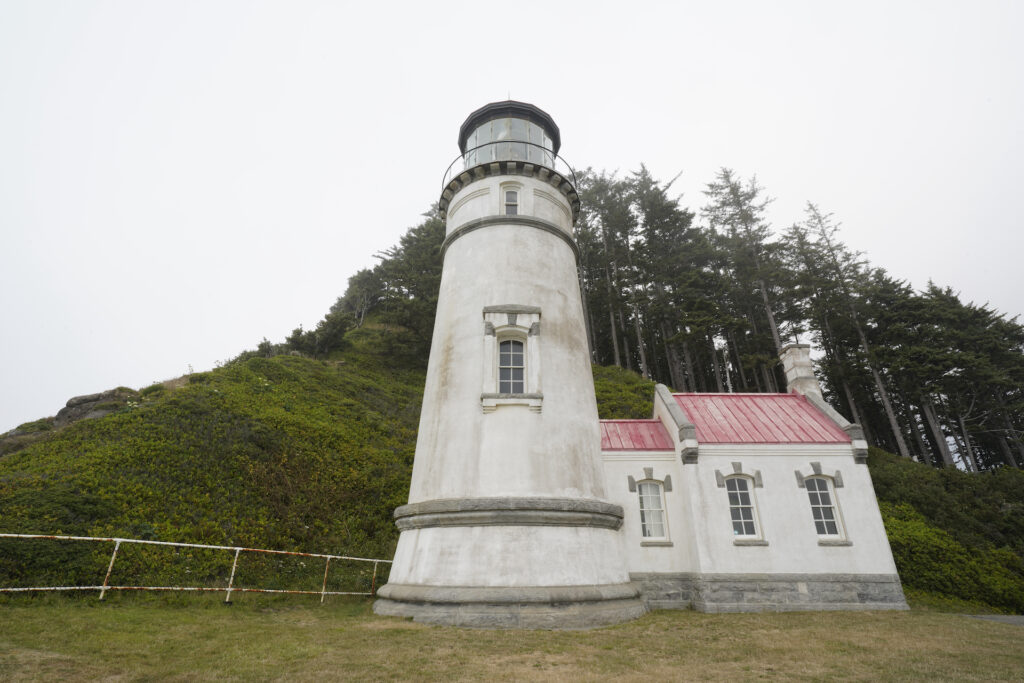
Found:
[373,583,646,629]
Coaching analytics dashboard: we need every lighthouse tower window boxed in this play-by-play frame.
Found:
[505,190,518,216]
[498,340,525,393]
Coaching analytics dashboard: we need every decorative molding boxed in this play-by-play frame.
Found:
[483,322,495,336]
[394,497,625,531]
[654,384,699,462]
[641,540,673,547]
[715,464,763,488]
[733,539,769,547]
[628,470,672,493]
[533,187,572,224]
[377,582,640,605]
[439,159,581,223]
[483,304,542,315]
[441,216,579,264]
[445,186,491,222]
[818,539,853,547]
[480,393,543,413]
[795,463,844,488]
[528,322,541,336]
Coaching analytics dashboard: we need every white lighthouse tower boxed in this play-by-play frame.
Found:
[374,101,644,628]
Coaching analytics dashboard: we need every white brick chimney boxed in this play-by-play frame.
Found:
[780,343,822,398]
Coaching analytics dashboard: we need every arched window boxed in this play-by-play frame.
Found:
[498,339,525,393]
[637,481,666,539]
[726,476,759,537]
[805,477,841,536]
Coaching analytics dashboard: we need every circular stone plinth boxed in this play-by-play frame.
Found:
[373,583,647,630]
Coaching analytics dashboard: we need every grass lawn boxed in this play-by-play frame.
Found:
[1,595,1021,681]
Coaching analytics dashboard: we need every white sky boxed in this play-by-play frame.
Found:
[1,1,1022,432]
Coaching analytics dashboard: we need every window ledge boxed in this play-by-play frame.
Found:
[818,539,852,546]
[481,393,543,413]
[640,540,673,547]
[733,539,768,546]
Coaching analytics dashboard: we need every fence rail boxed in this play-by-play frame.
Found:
[0,533,391,603]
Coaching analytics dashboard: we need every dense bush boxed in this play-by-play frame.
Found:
[592,365,657,419]
[881,503,1024,612]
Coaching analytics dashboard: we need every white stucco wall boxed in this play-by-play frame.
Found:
[603,442,900,577]
[389,525,631,587]
[408,174,604,502]
[683,446,897,575]
[391,172,634,590]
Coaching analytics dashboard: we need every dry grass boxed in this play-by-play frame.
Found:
[0,596,1021,681]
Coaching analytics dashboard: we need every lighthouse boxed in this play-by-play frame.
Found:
[374,101,645,628]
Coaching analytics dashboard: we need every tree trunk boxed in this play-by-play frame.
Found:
[998,437,1019,468]
[757,278,783,351]
[579,268,598,363]
[922,399,955,467]
[728,331,750,390]
[907,411,933,466]
[842,381,865,429]
[618,309,633,372]
[632,305,650,379]
[607,303,621,368]
[661,323,686,391]
[853,320,911,459]
[956,413,980,472]
[683,341,701,392]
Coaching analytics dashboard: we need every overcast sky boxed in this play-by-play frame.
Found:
[1,1,1022,432]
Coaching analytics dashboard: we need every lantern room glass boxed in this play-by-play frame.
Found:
[464,117,555,169]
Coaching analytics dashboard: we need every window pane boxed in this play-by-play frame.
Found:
[733,521,745,535]
[730,508,742,522]
[815,521,827,534]
[825,521,838,535]
[511,368,523,381]
[728,492,740,505]
[740,508,753,521]
[738,492,751,505]
[726,479,738,492]
[743,521,756,535]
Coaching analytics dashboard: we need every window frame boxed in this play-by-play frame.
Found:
[637,479,668,541]
[724,475,763,541]
[804,476,845,538]
[504,189,519,215]
[497,337,525,394]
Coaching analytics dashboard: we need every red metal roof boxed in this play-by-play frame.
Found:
[672,393,851,444]
[600,420,674,451]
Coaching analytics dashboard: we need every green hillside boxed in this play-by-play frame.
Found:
[1,326,1023,611]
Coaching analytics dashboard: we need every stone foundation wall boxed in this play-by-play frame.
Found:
[630,572,908,612]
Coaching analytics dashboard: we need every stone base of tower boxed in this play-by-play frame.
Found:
[373,583,647,629]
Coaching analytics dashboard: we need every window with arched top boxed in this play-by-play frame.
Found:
[498,339,525,393]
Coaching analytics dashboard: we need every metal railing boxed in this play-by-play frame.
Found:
[441,141,578,192]
[0,533,391,603]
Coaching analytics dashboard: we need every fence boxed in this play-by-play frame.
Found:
[0,533,391,603]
